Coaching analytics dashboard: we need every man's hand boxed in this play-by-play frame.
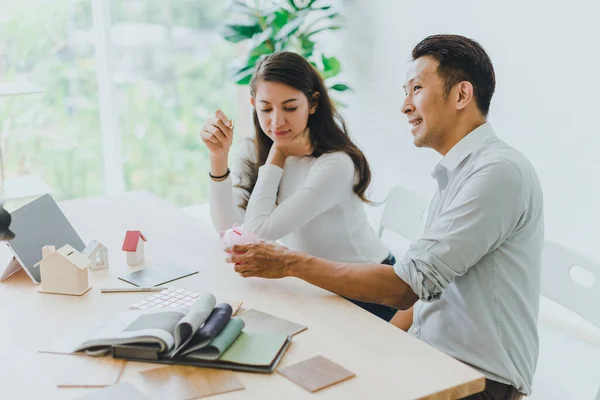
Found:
[225,242,299,279]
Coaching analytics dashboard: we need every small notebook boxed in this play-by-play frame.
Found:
[118,264,198,287]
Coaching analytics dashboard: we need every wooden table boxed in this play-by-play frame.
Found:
[0,191,484,399]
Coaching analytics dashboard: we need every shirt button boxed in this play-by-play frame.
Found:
[441,190,446,195]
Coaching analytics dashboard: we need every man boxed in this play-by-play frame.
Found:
[226,34,543,399]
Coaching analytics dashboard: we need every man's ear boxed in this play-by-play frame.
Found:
[309,92,320,114]
[455,81,474,111]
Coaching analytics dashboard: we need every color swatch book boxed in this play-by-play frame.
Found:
[75,292,290,373]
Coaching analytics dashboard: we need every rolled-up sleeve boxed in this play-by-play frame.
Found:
[394,160,527,302]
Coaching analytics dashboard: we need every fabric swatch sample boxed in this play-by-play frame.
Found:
[236,308,307,336]
[184,316,244,359]
[218,331,289,367]
[278,355,355,393]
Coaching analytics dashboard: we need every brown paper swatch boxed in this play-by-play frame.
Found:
[278,355,355,393]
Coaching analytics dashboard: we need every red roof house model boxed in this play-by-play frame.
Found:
[122,231,147,252]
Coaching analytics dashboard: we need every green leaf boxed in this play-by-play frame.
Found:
[249,41,274,58]
[274,13,307,41]
[274,40,287,52]
[287,0,299,11]
[301,11,340,34]
[321,54,341,73]
[301,0,320,9]
[247,27,275,55]
[329,83,352,92]
[222,23,262,43]
[234,69,253,85]
[250,26,273,45]
[311,5,332,11]
[298,34,315,58]
[306,25,341,37]
[267,9,290,31]
[321,55,341,80]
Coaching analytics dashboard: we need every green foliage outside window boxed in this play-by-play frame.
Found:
[0,0,236,205]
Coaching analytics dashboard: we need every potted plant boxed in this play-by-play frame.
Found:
[222,0,350,97]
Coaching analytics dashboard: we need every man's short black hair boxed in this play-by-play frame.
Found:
[412,34,496,116]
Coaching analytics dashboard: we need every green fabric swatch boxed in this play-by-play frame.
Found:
[185,317,245,360]
[218,331,289,366]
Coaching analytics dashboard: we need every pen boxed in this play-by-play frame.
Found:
[100,287,167,293]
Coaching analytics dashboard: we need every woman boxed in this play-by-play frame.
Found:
[201,51,396,321]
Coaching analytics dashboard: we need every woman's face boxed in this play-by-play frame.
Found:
[252,80,316,144]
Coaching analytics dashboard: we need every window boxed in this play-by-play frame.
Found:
[0,0,103,200]
[0,0,236,206]
[111,0,236,206]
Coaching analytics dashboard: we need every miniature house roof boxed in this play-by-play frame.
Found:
[84,240,110,256]
[122,230,147,252]
[36,244,91,270]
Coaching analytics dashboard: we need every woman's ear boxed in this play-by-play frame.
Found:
[250,97,256,108]
[309,92,320,114]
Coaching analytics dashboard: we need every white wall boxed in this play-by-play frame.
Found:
[334,0,600,261]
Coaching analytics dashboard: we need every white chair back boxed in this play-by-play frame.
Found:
[541,240,600,328]
[378,186,428,242]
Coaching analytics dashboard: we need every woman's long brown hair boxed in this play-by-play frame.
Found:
[236,51,372,209]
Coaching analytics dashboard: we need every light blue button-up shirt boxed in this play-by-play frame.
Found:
[394,122,544,395]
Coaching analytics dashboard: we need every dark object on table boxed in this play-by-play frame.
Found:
[0,203,15,240]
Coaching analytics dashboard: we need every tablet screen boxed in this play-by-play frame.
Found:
[7,194,85,283]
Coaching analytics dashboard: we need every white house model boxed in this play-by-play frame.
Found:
[36,244,92,295]
[122,230,147,266]
[84,240,110,270]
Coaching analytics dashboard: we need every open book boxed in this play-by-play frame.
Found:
[75,293,291,373]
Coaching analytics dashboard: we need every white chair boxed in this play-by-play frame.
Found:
[529,240,600,399]
[541,240,600,327]
[377,185,429,243]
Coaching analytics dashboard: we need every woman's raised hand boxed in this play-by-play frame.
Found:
[200,110,234,158]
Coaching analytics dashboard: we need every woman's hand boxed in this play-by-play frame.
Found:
[267,128,313,168]
[279,128,313,158]
[200,110,234,159]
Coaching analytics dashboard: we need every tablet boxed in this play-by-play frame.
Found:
[0,194,85,283]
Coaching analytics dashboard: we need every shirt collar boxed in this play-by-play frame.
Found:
[439,122,496,173]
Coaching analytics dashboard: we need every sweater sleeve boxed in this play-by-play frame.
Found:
[209,139,255,234]
[243,152,355,240]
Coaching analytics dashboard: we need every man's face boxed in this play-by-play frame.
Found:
[402,56,455,151]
